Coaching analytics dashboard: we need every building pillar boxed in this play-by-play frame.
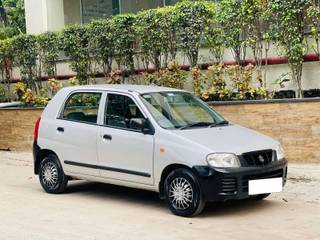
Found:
[24,0,65,34]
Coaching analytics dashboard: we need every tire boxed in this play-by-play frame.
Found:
[251,193,271,201]
[38,154,68,194]
[164,168,205,217]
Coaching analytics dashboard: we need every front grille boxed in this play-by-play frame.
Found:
[241,169,284,192]
[242,149,274,167]
[221,177,237,194]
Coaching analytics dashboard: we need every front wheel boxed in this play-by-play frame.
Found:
[38,154,68,194]
[164,168,205,217]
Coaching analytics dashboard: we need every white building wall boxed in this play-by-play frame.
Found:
[24,0,45,34]
[24,0,65,34]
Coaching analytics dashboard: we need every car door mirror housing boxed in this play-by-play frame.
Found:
[130,118,145,130]
[129,118,154,135]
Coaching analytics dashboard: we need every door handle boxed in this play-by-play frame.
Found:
[102,134,112,140]
[57,127,64,132]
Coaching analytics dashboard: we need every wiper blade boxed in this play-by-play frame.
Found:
[179,122,213,130]
[209,120,229,128]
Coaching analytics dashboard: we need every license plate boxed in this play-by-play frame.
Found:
[249,178,283,195]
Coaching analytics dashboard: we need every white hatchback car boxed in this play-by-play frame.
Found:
[33,85,287,217]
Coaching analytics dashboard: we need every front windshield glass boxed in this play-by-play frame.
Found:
[140,91,226,129]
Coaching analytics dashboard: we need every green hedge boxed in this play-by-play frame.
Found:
[0,0,319,98]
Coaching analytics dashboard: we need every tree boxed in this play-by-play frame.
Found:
[89,20,115,79]
[2,0,26,35]
[12,34,39,92]
[134,6,178,70]
[62,25,92,85]
[267,0,312,98]
[217,0,248,65]
[37,32,61,79]
[161,6,179,66]
[0,0,8,27]
[205,3,225,64]
[176,0,212,67]
[134,9,164,70]
[108,14,136,80]
[306,1,320,61]
[243,0,271,88]
[0,38,13,100]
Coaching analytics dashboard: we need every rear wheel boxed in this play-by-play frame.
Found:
[164,168,205,217]
[38,154,68,194]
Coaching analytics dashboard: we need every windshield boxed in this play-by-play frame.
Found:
[140,91,227,130]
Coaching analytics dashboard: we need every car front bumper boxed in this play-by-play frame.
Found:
[192,159,288,202]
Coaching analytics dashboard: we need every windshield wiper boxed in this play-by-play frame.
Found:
[209,120,229,128]
[179,122,213,130]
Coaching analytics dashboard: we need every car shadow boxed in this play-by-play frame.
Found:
[65,180,281,217]
[65,180,164,208]
[200,199,280,218]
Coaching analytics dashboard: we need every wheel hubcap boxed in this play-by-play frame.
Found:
[169,177,193,210]
[41,162,58,188]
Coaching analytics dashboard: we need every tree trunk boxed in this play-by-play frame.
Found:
[292,64,303,99]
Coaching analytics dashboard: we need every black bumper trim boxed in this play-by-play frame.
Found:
[192,159,288,202]
[33,141,41,174]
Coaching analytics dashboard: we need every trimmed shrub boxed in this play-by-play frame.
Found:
[62,24,92,85]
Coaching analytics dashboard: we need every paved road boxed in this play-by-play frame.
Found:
[0,152,320,240]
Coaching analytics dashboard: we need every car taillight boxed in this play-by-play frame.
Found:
[34,117,41,141]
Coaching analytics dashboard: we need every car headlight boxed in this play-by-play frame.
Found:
[206,153,240,168]
[276,145,285,160]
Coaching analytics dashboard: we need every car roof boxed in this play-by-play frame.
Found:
[63,84,187,94]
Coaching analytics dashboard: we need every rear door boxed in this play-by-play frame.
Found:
[54,91,102,176]
[97,92,154,185]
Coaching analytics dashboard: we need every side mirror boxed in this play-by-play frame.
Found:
[129,118,154,135]
[130,118,145,130]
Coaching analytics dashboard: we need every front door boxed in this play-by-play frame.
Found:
[97,93,154,185]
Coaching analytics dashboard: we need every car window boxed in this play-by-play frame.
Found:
[105,93,145,130]
[62,92,102,124]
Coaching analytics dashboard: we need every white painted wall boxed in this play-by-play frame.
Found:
[45,0,65,32]
[24,0,65,34]
[24,0,45,34]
